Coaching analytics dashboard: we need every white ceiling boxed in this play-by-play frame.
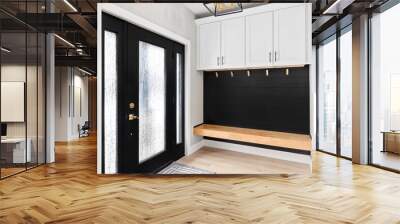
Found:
[184,3,267,19]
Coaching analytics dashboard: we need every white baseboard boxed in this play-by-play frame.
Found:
[187,140,205,155]
[202,140,311,165]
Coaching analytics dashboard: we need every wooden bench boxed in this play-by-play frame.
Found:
[193,124,311,153]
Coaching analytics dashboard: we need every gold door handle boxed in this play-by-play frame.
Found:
[128,114,139,120]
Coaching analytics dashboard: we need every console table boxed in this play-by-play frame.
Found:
[1,138,32,164]
[382,131,400,154]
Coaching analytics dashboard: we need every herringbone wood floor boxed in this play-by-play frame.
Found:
[1,135,400,223]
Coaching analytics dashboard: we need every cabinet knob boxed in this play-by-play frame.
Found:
[128,114,139,121]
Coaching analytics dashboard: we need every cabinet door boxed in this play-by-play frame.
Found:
[221,17,245,69]
[246,11,274,67]
[274,5,309,66]
[198,22,221,70]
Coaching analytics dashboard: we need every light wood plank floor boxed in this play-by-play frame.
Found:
[1,135,400,223]
[178,147,310,174]
[0,167,26,178]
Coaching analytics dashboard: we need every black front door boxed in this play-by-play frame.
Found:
[102,13,185,173]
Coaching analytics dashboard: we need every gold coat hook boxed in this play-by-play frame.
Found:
[285,68,289,76]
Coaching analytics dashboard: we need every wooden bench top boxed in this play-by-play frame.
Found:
[193,124,311,152]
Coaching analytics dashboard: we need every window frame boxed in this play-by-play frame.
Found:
[316,24,353,161]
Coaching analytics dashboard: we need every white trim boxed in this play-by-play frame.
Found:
[198,64,307,72]
[97,4,192,174]
[188,140,205,155]
[203,140,311,165]
[96,7,102,174]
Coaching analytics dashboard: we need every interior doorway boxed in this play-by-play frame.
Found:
[54,66,97,159]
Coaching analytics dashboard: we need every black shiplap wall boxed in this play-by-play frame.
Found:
[204,67,310,134]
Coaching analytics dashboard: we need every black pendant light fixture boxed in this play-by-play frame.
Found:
[204,3,243,16]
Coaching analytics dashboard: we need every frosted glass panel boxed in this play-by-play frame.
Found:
[318,38,337,154]
[139,41,166,164]
[104,30,118,174]
[176,53,183,144]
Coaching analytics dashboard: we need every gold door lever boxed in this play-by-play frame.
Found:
[128,114,139,120]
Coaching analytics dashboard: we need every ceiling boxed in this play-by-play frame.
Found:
[0,0,395,75]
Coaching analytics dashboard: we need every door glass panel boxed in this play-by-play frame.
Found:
[104,30,118,174]
[318,37,337,154]
[340,29,352,158]
[176,53,183,144]
[138,41,166,164]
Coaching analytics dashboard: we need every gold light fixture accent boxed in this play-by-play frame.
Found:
[204,3,243,16]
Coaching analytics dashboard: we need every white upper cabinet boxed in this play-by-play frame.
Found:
[196,3,311,71]
[198,22,221,69]
[245,11,274,67]
[273,5,310,66]
[221,17,245,69]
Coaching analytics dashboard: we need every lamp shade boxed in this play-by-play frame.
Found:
[204,3,243,16]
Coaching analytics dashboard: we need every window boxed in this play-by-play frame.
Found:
[339,28,352,158]
[0,3,46,179]
[317,25,353,159]
[318,36,337,154]
[370,3,400,171]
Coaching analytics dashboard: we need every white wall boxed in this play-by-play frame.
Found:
[55,67,69,141]
[1,63,46,164]
[73,72,89,134]
[310,46,317,150]
[1,65,38,137]
[1,65,29,140]
[55,67,89,141]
